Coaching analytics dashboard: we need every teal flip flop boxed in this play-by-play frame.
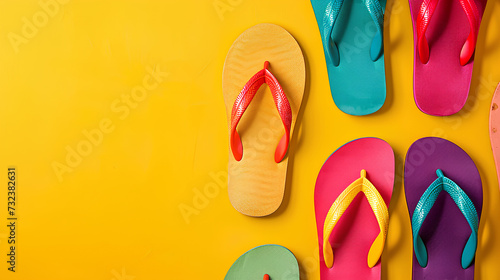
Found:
[225,245,300,280]
[310,0,387,115]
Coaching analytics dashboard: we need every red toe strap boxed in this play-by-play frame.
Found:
[416,0,481,65]
[416,0,439,64]
[459,0,480,66]
[229,61,292,163]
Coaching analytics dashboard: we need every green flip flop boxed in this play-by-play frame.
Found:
[225,245,299,280]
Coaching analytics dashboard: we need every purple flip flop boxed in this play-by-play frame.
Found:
[404,137,482,280]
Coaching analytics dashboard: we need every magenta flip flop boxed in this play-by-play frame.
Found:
[409,0,487,116]
[405,137,482,279]
[315,138,394,280]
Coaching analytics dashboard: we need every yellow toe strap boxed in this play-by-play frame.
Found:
[322,169,389,269]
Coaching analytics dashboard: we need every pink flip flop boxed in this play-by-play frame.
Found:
[409,0,487,116]
[489,83,500,190]
[314,138,394,279]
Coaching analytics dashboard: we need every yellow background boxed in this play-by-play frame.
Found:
[0,0,499,279]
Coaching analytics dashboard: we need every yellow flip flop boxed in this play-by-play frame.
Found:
[222,23,305,217]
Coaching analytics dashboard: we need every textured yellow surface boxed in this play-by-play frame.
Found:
[0,1,499,279]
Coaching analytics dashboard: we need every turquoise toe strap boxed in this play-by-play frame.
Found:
[364,0,384,61]
[322,0,384,66]
[322,0,343,67]
[411,169,479,269]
